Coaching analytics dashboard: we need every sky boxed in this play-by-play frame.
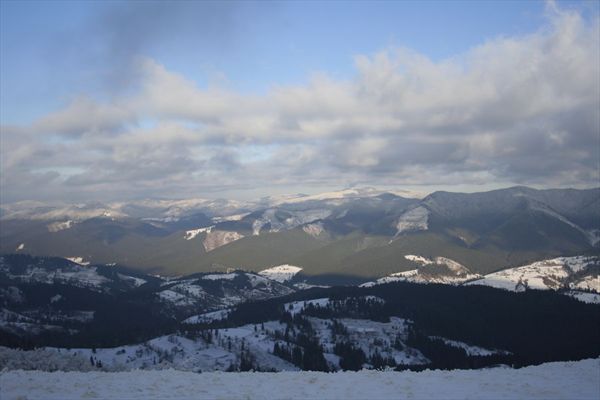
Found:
[0,0,599,203]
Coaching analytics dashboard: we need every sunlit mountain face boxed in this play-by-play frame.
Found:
[1,186,598,280]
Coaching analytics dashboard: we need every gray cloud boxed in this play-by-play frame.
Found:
[1,4,598,203]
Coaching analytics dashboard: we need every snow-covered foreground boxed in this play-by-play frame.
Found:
[1,359,598,400]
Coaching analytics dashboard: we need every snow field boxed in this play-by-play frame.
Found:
[1,358,598,400]
[258,265,303,283]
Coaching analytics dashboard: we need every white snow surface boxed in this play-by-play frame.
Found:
[394,206,429,236]
[361,256,480,287]
[202,273,238,281]
[429,336,509,356]
[183,226,214,240]
[47,220,75,232]
[565,291,600,304]
[530,203,600,246]
[1,262,109,290]
[251,208,331,235]
[2,358,598,400]
[116,273,146,287]
[258,265,303,283]
[65,257,90,266]
[404,255,432,265]
[571,275,600,293]
[211,212,251,223]
[203,230,244,251]
[467,256,599,293]
[272,187,385,204]
[302,222,324,238]
[284,298,331,315]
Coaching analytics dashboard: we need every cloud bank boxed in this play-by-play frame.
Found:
[1,4,598,202]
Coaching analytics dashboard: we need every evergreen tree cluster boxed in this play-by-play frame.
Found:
[333,341,367,371]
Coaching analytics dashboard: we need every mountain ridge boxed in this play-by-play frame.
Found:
[1,186,598,278]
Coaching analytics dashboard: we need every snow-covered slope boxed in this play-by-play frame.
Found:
[362,255,599,303]
[0,198,252,221]
[0,312,441,373]
[302,222,324,238]
[270,187,392,205]
[0,256,109,291]
[2,358,598,400]
[258,265,303,283]
[156,272,294,310]
[202,230,244,251]
[183,226,213,240]
[394,206,429,236]
[251,208,331,235]
[361,255,481,287]
[467,256,599,292]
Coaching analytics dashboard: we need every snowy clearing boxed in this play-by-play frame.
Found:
[203,230,244,251]
[183,226,214,240]
[1,358,598,400]
[65,257,90,266]
[302,222,324,238]
[47,220,75,232]
[258,265,303,283]
[565,290,600,304]
[467,256,599,294]
[361,256,480,287]
[201,273,238,281]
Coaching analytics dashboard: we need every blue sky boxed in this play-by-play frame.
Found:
[0,0,599,202]
[3,0,595,124]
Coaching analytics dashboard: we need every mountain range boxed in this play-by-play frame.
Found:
[1,186,598,284]
[1,253,598,373]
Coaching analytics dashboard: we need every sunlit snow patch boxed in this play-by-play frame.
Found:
[466,256,599,293]
[252,209,331,235]
[47,220,75,232]
[202,273,238,281]
[404,255,432,265]
[66,257,90,266]
[284,298,330,315]
[565,291,600,304]
[203,231,244,251]
[361,256,480,287]
[258,265,303,283]
[394,206,429,237]
[184,226,214,240]
[302,222,324,238]
[212,213,250,223]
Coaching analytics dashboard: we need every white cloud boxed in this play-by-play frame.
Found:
[1,4,598,203]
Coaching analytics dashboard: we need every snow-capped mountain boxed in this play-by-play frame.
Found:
[1,186,598,282]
